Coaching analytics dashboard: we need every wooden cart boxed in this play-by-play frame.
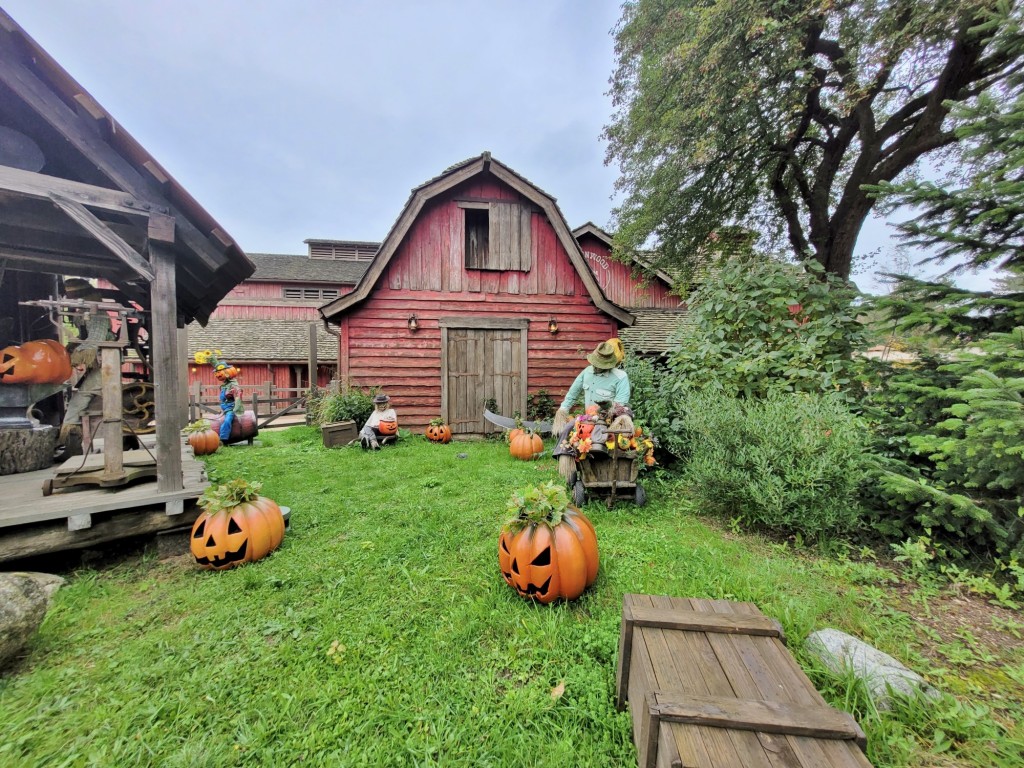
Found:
[567,429,647,509]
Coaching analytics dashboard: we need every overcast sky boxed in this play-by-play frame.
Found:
[3,1,997,293]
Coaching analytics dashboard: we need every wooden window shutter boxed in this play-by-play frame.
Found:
[490,203,532,271]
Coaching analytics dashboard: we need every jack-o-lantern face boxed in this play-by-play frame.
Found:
[190,498,285,570]
[0,339,72,385]
[498,508,599,604]
[213,364,240,383]
[377,420,398,436]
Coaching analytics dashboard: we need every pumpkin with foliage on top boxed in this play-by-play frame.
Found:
[182,419,220,456]
[509,430,543,460]
[498,481,599,604]
[425,417,452,444]
[190,479,285,570]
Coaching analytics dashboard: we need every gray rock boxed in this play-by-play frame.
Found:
[0,572,65,668]
[806,628,940,710]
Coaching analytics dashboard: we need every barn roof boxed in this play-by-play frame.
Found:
[572,222,679,292]
[619,310,692,356]
[319,152,634,326]
[246,253,370,284]
[0,9,254,325]
[188,318,338,363]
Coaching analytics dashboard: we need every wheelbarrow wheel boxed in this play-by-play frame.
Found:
[572,480,587,508]
[566,469,578,489]
[634,482,647,507]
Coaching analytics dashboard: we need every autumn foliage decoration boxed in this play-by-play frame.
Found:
[190,479,285,570]
[498,482,599,604]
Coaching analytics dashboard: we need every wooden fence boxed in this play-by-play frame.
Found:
[187,382,312,430]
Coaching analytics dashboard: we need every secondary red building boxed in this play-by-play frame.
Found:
[318,153,635,435]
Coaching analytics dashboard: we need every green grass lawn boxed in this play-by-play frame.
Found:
[2,427,1022,767]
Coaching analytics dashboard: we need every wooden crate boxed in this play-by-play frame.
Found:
[579,449,639,485]
[320,420,357,448]
[616,594,873,768]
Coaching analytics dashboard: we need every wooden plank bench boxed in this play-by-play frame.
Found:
[616,594,873,768]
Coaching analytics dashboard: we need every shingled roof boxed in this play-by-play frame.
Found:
[187,318,338,362]
[246,253,370,284]
[618,310,693,356]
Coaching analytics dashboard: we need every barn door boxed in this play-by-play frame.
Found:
[441,318,529,435]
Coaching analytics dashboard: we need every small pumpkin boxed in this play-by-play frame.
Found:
[183,419,220,456]
[498,482,599,604]
[425,417,452,444]
[378,419,398,436]
[0,338,72,385]
[509,430,543,461]
[191,479,285,570]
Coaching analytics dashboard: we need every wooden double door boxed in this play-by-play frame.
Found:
[440,318,528,435]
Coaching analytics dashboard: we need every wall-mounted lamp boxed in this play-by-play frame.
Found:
[408,315,419,332]
[548,317,559,335]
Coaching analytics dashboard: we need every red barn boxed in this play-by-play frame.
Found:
[319,153,635,435]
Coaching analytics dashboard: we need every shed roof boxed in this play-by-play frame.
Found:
[319,153,634,326]
[0,9,254,325]
[618,310,692,355]
[246,253,370,284]
[187,318,338,363]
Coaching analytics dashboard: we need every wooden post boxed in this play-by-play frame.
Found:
[308,323,317,390]
[99,343,124,480]
[150,242,183,493]
[177,327,189,422]
[189,380,201,422]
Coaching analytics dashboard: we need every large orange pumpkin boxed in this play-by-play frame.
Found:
[0,339,72,385]
[499,496,599,605]
[377,420,398,436]
[426,419,452,444]
[509,431,543,460]
[191,480,285,570]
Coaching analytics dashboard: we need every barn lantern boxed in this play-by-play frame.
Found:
[548,317,558,335]
[408,315,419,332]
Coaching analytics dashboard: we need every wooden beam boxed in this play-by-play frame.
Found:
[0,245,120,279]
[48,193,156,281]
[147,211,175,244]
[150,242,184,493]
[0,164,159,217]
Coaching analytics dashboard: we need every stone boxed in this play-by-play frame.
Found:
[0,572,65,668]
[806,628,940,710]
[0,425,57,475]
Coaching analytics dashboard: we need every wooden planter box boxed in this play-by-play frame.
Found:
[616,594,872,768]
[321,420,357,448]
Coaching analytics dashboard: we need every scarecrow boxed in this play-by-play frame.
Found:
[195,350,243,441]
[359,393,398,450]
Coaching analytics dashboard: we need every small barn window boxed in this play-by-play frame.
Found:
[462,202,532,272]
[283,287,340,300]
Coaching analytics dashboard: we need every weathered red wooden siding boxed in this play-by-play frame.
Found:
[213,282,355,320]
[187,362,334,395]
[340,178,619,429]
[578,234,681,309]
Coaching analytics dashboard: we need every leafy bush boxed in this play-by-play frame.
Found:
[623,355,678,443]
[675,390,871,541]
[307,386,376,427]
[668,255,869,399]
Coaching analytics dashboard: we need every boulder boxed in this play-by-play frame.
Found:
[806,628,940,710]
[0,572,65,668]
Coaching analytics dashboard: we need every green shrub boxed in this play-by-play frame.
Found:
[676,390,871,540]
[307,386,376,427]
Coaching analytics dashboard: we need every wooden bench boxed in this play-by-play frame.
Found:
[616,594,873,768]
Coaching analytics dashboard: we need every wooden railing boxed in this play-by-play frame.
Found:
[187,382,311,430]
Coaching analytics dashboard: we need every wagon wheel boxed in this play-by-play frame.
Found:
[122,381,156,434]
[572,480,587,508]
[634,482,647,507]
[566,469,578,489]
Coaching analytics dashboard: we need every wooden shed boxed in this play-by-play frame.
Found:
[318,153,635,435]
[0,10,253,561]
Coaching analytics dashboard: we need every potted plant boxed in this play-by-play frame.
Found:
[497,481,599,604]
[190,479,285,570]
[308,387,376,447]
[182,419,220,456]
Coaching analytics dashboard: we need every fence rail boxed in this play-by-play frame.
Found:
[188,382,314,430]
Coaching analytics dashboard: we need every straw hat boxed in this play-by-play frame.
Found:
[587,341,620,370]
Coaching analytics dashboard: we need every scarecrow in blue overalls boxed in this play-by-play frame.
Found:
[195,350,243,441]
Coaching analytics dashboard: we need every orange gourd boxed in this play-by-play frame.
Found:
[190,479,284,570]
[0,339,72,385]
[509,430,543,460]
[498,483,599,604]
[187,428,221,456]
[425,418,452,443]
[378,420,398,436]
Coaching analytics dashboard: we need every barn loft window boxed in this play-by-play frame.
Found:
[283,287,340,300]
[460,201,532,272]
[307,242,378,261]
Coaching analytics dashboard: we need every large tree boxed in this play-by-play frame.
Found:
[605,0,1024,281]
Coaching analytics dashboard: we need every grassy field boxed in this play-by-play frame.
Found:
[1,427,1022,767]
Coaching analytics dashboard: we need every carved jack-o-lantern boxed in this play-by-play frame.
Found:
[377,420,398,436]
[190,482,284,570]
[498,487,598,604]
[425,418,452,444]
[0,339,72,385]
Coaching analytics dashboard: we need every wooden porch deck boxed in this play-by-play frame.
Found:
[0,442,209,563]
